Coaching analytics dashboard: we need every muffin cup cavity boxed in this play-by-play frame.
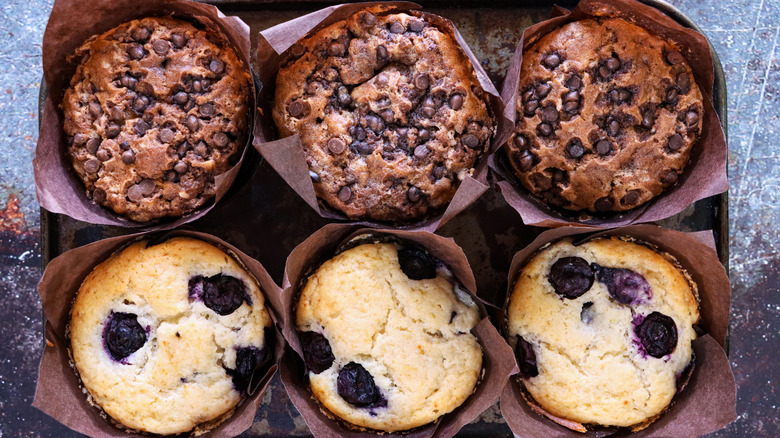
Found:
[34,0,256,228]
[253,2,513,231]
[490,0,727,228]
[34,230,284,437]
[500,225,736,437]
[277,223,516,437]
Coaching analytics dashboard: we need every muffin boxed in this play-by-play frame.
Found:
[273,7,495,222]
[295,240,482,431]
[63,17,251,222]
[505,18,704,212]
[506,237,699,430]
[69,237,272,435]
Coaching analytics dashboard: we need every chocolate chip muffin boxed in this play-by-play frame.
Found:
[63,17,251,222]
[296,241,482,431]
[273,8,494,222]
[506,18,703,212]
[506,237,699,430]
[69,237,272,435]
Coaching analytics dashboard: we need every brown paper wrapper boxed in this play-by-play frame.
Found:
[499,224,736,437]
[276,223,517,437]
[33,0,256,229]
[253,2,514,232]
[33,230,285,438]
[490,0,729,228]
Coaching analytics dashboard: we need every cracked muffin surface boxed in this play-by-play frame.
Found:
[70,237,272,435]
[506,18,703,213]
[506,237,699,429]
[63,17,251,222]
[296,242,482,431]
[273,7,494,222]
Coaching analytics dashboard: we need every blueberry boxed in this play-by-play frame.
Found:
[635,312,678,358]
[592,264,652,304]
[515,336,538,378]
[580,302,595,324]
[299,331,335,374]
[548,257,594,299]
[337,362,384,407]
[226,346,270,394]
[188,274,249,315]
[397,248,437,280]
[103,312,147,361]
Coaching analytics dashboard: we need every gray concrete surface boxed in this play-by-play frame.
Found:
[0,0,777,436]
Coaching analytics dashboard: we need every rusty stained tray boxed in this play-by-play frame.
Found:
[39,1,728,436]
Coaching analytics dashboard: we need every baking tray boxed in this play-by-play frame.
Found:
[38,1,728,436]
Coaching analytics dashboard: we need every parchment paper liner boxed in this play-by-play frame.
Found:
[34,0,256,229]
[499,224,736,437]
[275,223,516,437]
[253,2,514,232]
[33,229,285,438]
[490,0,729,228]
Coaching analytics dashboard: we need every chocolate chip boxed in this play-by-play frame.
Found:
[412,73,429,90]
[213,132,229,148]
[131,95,149,112]
[413,145,429,158]
[337,88,352,106]
[432,164,447,179]
[130,27,150,42]
[566,139,584,159]
[173,91,189,105]
[309,170,320,182]
[151,39,169,56]
[594,196,613,211]
[623,189,642,206]
[549,256,595,299]
[390,21,405,34]
[543,53,560,69]
[121,149,135,164]
[177,142,190,158]
[338,186,352,202]
[666,50,684,65]
[531,173,552,190]
[158,128,174,144]
[328,137,346,154]
[461,133,480,149]
[563,100,579,113]
[667,133,684,151]
[73,133,87,146]
[108,105,124,123]
[666,87,679,104]
[641,109,655,129]
[88,101,103,118]
[662,170,679,185]
[376,45,389,61]
[171,33,187,48]
[134,120,150,136]
[199,103,216,117]
[165,170,179,183]
[407,186,422,202]
[677,73,690,90]
[517,149,534,171]
[366,115,383,133]
[174,161,188,174]
[208,58,225,74]
[514,135,527,150]
[186,115,200,132]
[120,75,137,89]
[537,122,552,137]
[287,100,309,118]
[128,43,145,60]
[84,158,100,173]
[92,188,106,203]
[535,83,551,98]
[596,139,612,156]
[379,108,394,123]
[606,57,621,71]
[450,94,464,110]
[566,75,581,90]
[409,19,425,32]
[354,141,375,155]
[96,148,111,162]
[361,11,377,26]
[105,123,121,139]
[194,141,208,156]
[328,42,345,57]
[541,105,558,122]
[375,72,389,87]
[636,312,678,357]
[422,106,436,118]
[192,80,202,92]
[564,90,579,102]
[86,137,101,154]
[607,120,621,137]
[685,110,699,127]
[418,129,431,142]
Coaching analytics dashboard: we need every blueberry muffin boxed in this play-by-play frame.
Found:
[63,17,251,222]
[296,241,482,431]
[273,7,495,222]
[69,237,272,435]
[506,237,699,430]
[506,18,703,212]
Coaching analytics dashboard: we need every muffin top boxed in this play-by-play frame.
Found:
[273,8,494,222]
[296,241,482,431]
[506,237,699,429]
[69,237,272,435]
[505,18,703,213]
[63,17,251,222]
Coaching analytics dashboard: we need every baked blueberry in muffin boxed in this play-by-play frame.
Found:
[506,237,699,430]
[505,18,703,213]
[69,237,272,435]
[296,240,482,431]
[273,7,495,222]
[63,17,251,222]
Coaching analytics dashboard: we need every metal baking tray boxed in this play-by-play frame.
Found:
[38,1,728,436]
